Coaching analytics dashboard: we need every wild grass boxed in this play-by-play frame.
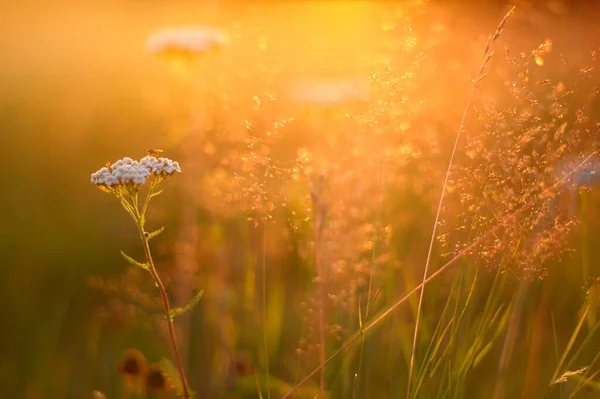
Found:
[91,3,600,398]
[5,2,600,399]
[406,7,515,398]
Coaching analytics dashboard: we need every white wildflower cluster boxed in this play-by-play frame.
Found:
[91,157,150,187]
[91,156,181,189]
[145,26,228,56]
[140,156,182,176]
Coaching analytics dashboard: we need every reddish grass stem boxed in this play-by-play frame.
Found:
[406,7,515,398]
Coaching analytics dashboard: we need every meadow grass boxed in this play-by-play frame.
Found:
[91,3,600,398]
[4,2,600,399]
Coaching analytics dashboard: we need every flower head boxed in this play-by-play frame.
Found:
[140,156,182,176]
[289,78,368,107]
[91,158,151,194]
[91,155,181,196]
[145,26,228,58]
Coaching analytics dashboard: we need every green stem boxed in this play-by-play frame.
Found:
[546,304,591,398]
[131,192,191,399]
[262,221,271,399]
[315,234,326,398]
[139,228,191,399]
[354,160,383,398]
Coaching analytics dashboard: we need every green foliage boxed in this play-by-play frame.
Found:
[147,226,165,240]
[168,290,204,319]
[7,2,600,399]
[160,358,196,398]
[120,250,150,271]
[264,281,285,359]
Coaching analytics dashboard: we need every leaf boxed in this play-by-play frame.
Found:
[169,290,204,319]
[264,282,285,359]
[358,301,363,331]
[254,372,265,399]
[120,250,150,271]
[159,358,196,398]
[148,226,165,240]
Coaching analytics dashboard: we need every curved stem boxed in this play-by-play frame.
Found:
[262,221,271,399]
[406,7,515,397]
[138,224,191,399]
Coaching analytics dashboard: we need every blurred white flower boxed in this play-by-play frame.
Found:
[553,153,600,216]
[556,154,600,189]
[145,26,228,57]
[289,78,368,106]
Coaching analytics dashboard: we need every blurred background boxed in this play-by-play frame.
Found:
[2,0,600,398]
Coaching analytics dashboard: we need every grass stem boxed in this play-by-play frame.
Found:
[406,7,515,398]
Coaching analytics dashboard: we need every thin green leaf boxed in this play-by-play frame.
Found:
[473,304,511,368]
[169,290,204,319]
[358,301,363,331]
[571,368,600,397]
[563,319,600,374]
[120,250,149,271]
[365,286,383,321]
[550,304,591,386]
[255,371,265,399]
[414,316,453,392]
[148,226,165,240]
[265,282,285,358]
[159,358,196,398]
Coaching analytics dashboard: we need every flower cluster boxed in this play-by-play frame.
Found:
[91,157,151,187]
[140,156,182,176]
[91,155,181,194]
[145,26,228,57]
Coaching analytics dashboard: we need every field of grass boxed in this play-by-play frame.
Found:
[2,1,600,398]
